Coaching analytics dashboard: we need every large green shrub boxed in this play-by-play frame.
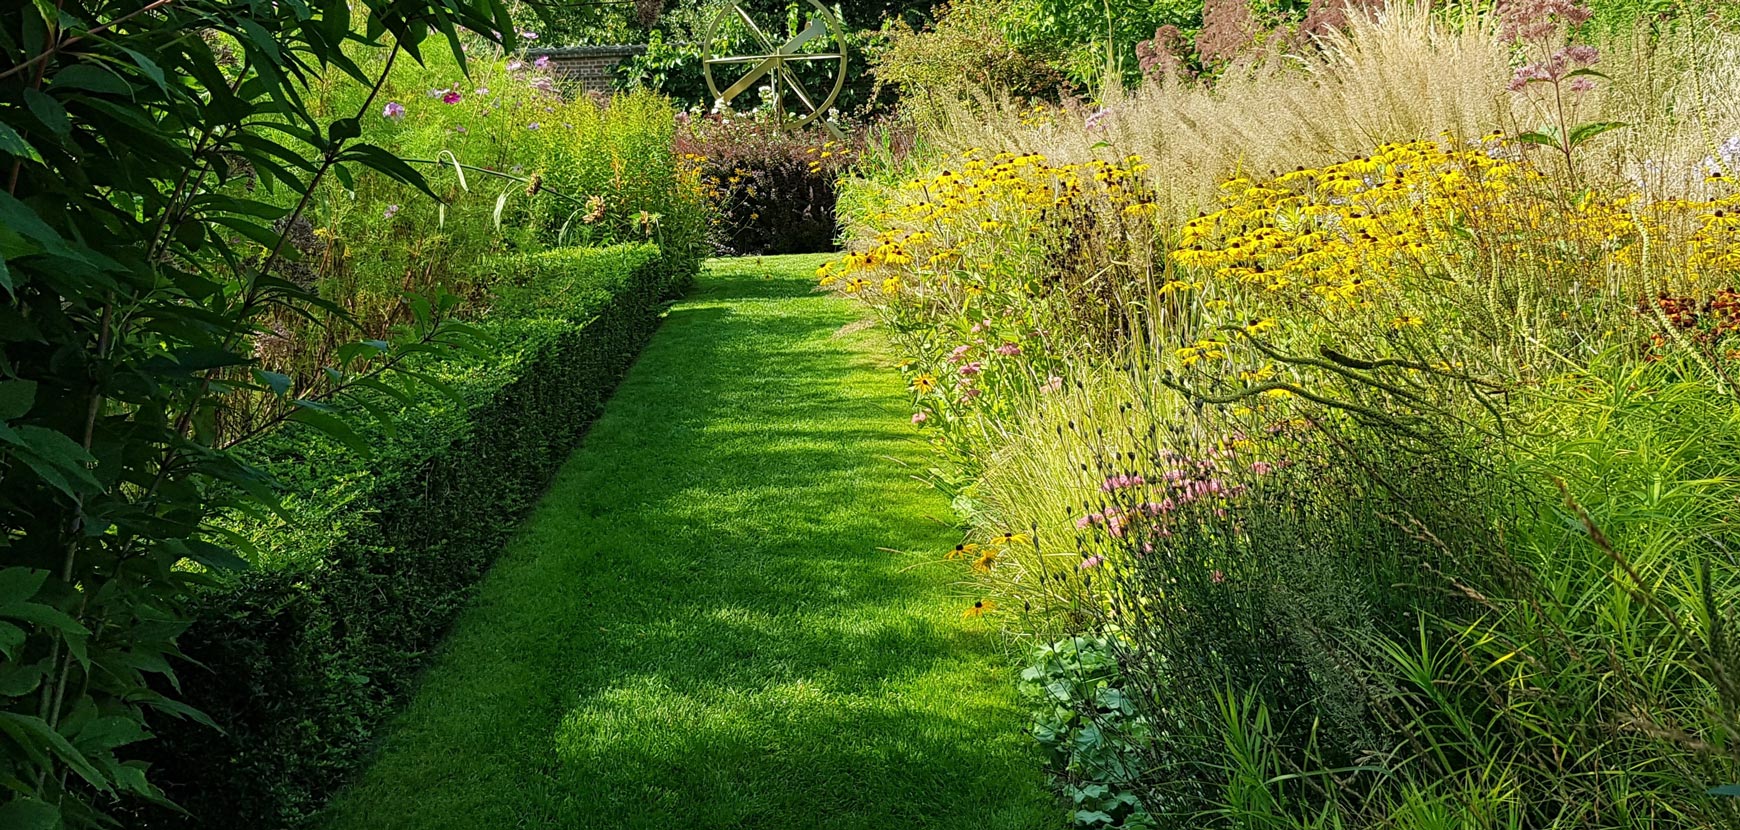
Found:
[0,1,519,826]
[131,244,689,828]
[680,112,856,254]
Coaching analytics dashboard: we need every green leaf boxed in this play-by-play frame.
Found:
[339,142,438,200]
[1515,130,1560,148]
[0,621,25,660]
[328,116,362,143]
[252,370,292,397]
[0,568,48,604]
[119,47,169,91]
[50,63,134,96]
[0,601,90,643]
[73,715,148,752]
[0,713,110,790]
[0,796,59,830]
[288,407,372,457]
[10,425,101,497]
[184,539,249,571]
[0,661,45,696]
[0,123,43,165]
[0,380,36,420]
[22,89,68,137]
[335,339,390,364]
[1567,121,1627,149]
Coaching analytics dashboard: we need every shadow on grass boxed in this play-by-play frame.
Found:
[319,258,1056,830]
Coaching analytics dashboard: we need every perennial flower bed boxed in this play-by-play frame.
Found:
[827,3,1740,826]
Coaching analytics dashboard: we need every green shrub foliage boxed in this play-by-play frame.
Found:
[131,245,689,827]
[0,0,522,826]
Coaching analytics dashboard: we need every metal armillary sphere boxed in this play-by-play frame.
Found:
[702,0,848,136]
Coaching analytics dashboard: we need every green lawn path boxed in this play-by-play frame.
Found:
[320,254,1059,829]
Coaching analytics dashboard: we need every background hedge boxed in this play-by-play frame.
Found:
[132,244,695,828]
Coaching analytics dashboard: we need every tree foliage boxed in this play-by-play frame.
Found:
[0,0,514,823]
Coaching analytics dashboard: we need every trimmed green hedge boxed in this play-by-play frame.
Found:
[134,244,694,828]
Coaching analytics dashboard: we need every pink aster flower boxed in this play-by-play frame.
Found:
[382,101,406,120]
[1250,461,1273,475]
[911,411,927,424]
[994,342,1021,356]
[506,59,525,71]
[534,55,552,69]
[519,29,539,40]
[1080,555,1105,570]
[958,361,983,377]
[382,203,400,220]
[441,90,462,105]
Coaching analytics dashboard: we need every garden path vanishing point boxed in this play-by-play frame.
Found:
[320,254,1058,829]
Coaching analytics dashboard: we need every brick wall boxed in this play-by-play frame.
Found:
[526,46,647,94]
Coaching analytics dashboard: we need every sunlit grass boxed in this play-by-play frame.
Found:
[318,254,1058,829]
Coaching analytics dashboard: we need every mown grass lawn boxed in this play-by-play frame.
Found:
[319,254,1058,829]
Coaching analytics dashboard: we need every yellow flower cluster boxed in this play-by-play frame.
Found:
[805,139,854,173]
[1651,192,1740,278]
[1171,138,1533,305]
[1171,136,1740,307]
[819,149,1156,299]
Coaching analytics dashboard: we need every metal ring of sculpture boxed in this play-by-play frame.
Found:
[701,0,848,132]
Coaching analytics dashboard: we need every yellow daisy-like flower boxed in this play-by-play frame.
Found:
[910,374,937,394]
[971,548,999,572]
[963,599,995,618]
[991,531,1030,547]
[946,542,979,560]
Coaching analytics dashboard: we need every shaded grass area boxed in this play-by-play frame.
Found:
[320,255,1059,829]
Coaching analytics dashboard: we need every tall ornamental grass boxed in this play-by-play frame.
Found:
[831,3,1740,827]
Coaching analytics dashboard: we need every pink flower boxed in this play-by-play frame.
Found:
[1211,569,1225,584]
[995,342,1022,356]
[507,59,525,71]
[382,101,406,120]
[519,29,539,40]
[527,122,540,130]
[1568,77,1596,94]
[382,203,400,219]
[911,411,927,424]
[1040,375,1063,393]
[946,344,972,364]
[962,386,982,399]
[534,55,552,69]
[1080,555,1105,570]
[959,361,983,377]
[1250,461,1273,475]
[441,90,462,105]
[474,86,490,96]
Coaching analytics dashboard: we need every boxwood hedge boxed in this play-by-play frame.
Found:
[133,243,695,828]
